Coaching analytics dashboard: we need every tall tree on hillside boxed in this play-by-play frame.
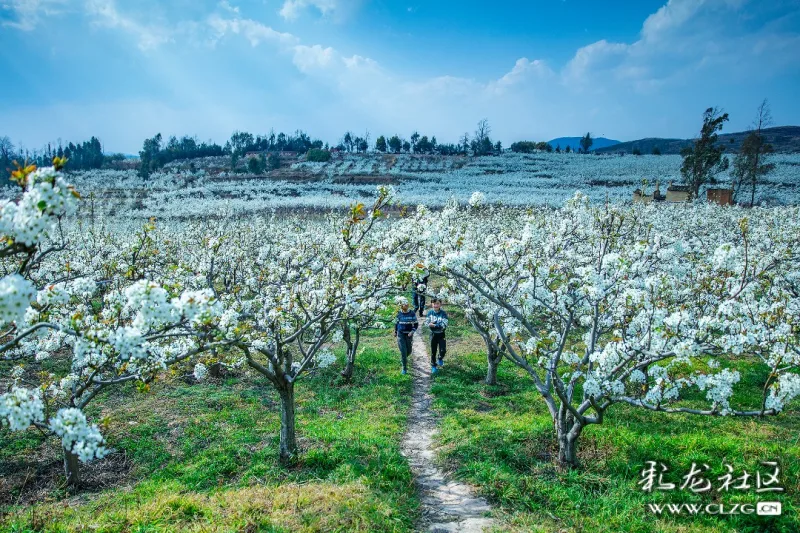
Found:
[388,135,402,153]
[732,99,776,206]
[230,131,255,155]
[579,132,593,153]
[138,133,162,179]
[276,132,287,151]
[375,135,387,153]
[471,119,493,156]
[415,136,433,154]
[460,132,470,155]
[343,131,353,153]
[410,131,420,153]
[681,107,730,199]
[0,136,14,174]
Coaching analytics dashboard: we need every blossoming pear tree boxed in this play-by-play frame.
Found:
[0,161,235,485]
[201,186,406,464]
[417,197,509,385]
[419,192,800,468]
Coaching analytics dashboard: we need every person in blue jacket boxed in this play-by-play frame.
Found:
[425,298,449,373]
[393,297,418,374]
[412,271,430,317]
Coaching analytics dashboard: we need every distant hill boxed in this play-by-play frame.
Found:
[593,126,800,155]
[547,137,620,152]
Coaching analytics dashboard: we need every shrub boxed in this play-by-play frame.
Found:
[268,153,281,170]
[306,149,331,162]
[247,155,264,174]
[510,141,537,153]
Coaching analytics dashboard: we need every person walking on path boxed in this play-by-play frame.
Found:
[394,296,418,374]
[425,298,449,373]
[412,271,430,317]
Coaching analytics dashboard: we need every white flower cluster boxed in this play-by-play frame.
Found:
[765,373,800,413]
[193,362,209,381]
[175,289,221,324]
[0,387,45,431]
[693,369,740,413]
[0,166,78,246]
[315,348,337,369]
[37,283,71,306]
[36,277,97,305]
[469,191,486,207]
[123,280,222,329]
[123,281,176,328]
[110,326,148,361]
[48,408,108,462]
[0,274,36,325]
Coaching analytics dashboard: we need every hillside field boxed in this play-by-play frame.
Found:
[3,152,798,220]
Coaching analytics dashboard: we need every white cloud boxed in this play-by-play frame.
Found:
[4,0,188,50]
[561,0,800,91]
[279,0,337,21]
[206,13,297,47]
[640,0,707,42]
[1,0,69,30]
[217,0,238,14]
[563,39,629,85]
[292,44,336,72]
[85,0,172,51]
[491,58,554,94]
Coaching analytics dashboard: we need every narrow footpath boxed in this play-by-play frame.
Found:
[401,329,498,533]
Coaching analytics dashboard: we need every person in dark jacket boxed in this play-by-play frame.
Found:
[425,298,449,373]
[393,297,418,374]
[412,271,430,317]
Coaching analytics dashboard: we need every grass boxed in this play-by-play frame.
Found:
[0,337,417,532]
[429,327,800,533]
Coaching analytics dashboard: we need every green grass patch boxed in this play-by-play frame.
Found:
[430,332,800,533]
[0,338,417,532]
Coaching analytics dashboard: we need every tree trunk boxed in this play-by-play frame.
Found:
[63,448,80,487]
[341,354,355,381]
[340,324,359,382]
[485,344,501,386]
[557,433,579,468]
[555,413,583,469]
[485,357,499,386]
[277,382,298,465]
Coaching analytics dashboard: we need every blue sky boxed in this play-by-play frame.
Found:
[1,0,799,153]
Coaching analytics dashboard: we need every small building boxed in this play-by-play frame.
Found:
[666,182,691,203]
[632,189,652,203]
[653,181,665,202]
[632,181,665,204]
[707,188,734,206]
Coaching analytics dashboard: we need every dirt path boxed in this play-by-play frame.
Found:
[401,329,498,533]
